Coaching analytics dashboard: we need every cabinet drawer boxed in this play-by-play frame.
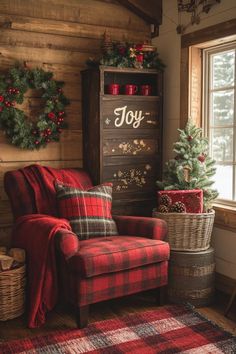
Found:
[101,98,160,130]
[102,161,158,195]
[103,137,158,156]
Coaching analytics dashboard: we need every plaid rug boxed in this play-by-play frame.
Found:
[0,305,235,353]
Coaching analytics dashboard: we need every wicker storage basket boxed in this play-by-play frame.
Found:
[0,265,26,321]
[152,209,215,251]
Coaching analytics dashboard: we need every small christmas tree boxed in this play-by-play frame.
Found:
[157,120,218,212]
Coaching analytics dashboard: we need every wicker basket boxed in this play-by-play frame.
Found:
[0,265,26,321]
[152,209,215,252]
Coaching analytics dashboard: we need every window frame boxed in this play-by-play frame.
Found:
[202,42,236,206]
[180,19,236,231]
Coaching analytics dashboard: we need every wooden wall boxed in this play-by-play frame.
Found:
[0,0,151,246]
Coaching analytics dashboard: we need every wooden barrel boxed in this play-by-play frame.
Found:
[168,247,215,307]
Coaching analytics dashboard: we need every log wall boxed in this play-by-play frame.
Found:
[0,0,150,245]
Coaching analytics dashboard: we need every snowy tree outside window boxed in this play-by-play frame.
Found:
[203,42,236,204]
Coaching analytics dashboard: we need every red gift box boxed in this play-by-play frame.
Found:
[157,189,203,213]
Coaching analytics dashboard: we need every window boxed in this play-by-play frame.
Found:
[203,42,236,206]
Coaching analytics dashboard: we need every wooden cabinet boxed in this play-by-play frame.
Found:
[81,66,163,216]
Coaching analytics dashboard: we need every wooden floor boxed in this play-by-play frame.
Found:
[0,290,235,342]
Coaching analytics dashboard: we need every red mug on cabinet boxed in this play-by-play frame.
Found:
[140,84,152,96]
[108,84,120,95]
[125,84,138,95]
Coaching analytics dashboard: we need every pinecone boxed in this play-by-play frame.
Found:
[158,204,169,213]
[159,194,172,207]
[170,201,186,213]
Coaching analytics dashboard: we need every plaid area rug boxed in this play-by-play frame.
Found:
[0,305,235,353]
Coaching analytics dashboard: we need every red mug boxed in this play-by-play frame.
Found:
[107,84,120,95]
[125,84,138,95]
[140,84,152,96]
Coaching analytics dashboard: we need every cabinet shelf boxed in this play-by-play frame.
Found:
[102,94,160,100]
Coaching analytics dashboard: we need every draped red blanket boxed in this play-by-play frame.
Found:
[12,214,72,328]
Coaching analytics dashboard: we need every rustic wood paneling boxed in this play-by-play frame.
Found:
[0,0,150,244]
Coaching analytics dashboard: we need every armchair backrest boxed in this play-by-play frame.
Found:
[4,164,93,220]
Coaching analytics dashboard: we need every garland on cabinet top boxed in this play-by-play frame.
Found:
[156,120,219,212]
[87,33,165,70]
[0,66,70,150]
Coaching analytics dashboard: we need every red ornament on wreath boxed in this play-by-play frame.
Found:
[0,66,70,150]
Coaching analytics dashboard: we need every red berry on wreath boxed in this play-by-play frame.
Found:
[57,88,62,93]
[35,140,39,145]
[0,96,4,102]
[0,106,3,112]
[48,112,55,119]
[58,111,64,116]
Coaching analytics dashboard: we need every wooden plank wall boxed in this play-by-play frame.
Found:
[0,0,150,246]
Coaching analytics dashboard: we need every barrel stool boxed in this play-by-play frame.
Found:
[168,247,215,307]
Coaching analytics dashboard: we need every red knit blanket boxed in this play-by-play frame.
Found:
[12,214,71,328]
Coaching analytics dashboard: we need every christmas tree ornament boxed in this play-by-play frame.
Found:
[159,194,172,207]
[156,120,218,211]
[183,165,191,182]
[198,154,206,163]
[158,205,169,213]
[170,201,186,213]
[0,66,70,150]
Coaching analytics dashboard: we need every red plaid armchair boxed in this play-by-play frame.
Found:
[4,164,169,328]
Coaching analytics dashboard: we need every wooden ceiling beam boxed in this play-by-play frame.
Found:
[118,0,162,37]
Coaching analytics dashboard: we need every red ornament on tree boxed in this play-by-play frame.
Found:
[0,96,4,102]
[187,135,193,141]
[0,106,3,112]
[198,154,206,163]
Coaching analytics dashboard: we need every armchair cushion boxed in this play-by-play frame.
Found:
[55,181,118,240]
[68,236,169,277]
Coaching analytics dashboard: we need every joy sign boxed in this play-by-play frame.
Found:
[114,105,145,129]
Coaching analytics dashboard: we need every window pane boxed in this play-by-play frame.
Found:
[213,165,233,200]
[211,128,233,161]
[212,50,235,89]
[211,90,234,125]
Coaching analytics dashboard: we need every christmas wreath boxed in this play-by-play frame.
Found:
[0,66,70,150]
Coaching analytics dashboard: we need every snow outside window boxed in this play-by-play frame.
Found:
[203,42,236,205]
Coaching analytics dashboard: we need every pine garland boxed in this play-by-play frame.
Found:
[87,39,165,70]
[0,66,70,150]
[157,120,219,211]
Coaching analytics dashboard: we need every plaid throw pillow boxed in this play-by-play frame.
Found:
[55,181,118,240]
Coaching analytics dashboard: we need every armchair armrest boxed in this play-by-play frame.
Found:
[113,215,168,241]
[55,229,80,260]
